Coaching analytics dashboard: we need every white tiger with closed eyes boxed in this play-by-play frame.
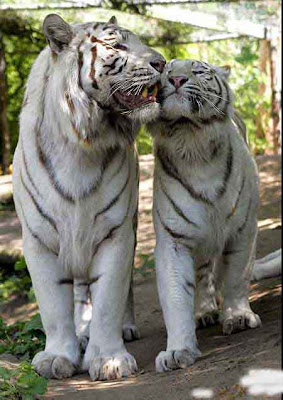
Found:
[147,59,263,372]
[12,14,165,381]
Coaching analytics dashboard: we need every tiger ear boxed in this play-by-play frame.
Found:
[108,16,118,25]
[218,65,231,80]
[43,14,73,54]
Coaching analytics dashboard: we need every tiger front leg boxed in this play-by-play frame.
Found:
[23,234,80,379]
[154,231,201,373]
[219,221,261,335]
[82,220,138,381]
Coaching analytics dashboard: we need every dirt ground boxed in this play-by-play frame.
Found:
[0,155,281,399]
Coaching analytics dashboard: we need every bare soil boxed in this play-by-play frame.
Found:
[0,155,281,399]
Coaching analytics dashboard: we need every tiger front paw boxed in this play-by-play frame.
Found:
[155,348,200,373]
[32,351,76,379]
[89,352,138,381]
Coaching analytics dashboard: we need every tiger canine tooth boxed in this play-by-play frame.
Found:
[141,87,148,98]
[152,84,158,96]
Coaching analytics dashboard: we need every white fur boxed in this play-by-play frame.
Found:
[13,15,164,381]
[149,60,262,373]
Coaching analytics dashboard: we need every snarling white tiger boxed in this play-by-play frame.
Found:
[12,13,165,381]
[147,59,267,373]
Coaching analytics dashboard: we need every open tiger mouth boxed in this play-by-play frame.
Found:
[114,83,159,109]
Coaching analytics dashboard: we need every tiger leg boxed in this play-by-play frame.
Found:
[74,277,140,348]
[123,276,141,342]
[195,260,218,328]
[82,219,138,381]
[23,235,80,379]
[154,233,201,373]
[219,222,261,335]
[74,280,92,352]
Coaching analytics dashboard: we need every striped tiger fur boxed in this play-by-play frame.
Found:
[12,14,165,381]
[147,59,262,373]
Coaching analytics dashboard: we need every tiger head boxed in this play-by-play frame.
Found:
[159,59,234,124]
[43,14,165,129]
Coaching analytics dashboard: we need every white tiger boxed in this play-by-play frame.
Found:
[12,13,165,381]
[147,59,264,372]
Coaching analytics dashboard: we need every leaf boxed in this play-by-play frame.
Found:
[22,315,43,333]
[14,257,27,271]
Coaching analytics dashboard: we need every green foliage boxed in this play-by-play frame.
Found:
[0,315,45,361]
[1,10,275,162]
[3,18,45,160]
[0,362,48,399]
[137,126,153,155]
[136,254,155,277]
[0,258,33,302]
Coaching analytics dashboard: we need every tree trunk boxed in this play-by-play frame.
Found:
[0,32,11,174]
[267,28,281,154]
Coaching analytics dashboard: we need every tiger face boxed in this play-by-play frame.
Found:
[160,59,233,123]
[43,14,165,123]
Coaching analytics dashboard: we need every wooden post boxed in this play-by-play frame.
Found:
[267,27,281,154]
[0,32,11,174]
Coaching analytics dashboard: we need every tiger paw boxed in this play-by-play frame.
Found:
[196,310,219,329]
[220,309,262,335]
[122,322,141,342]
[89,352,138,381]
[155,348,200,373]
[32,351,76,379]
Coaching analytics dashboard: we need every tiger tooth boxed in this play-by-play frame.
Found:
[141,87,148,98]
[152,84,158,97]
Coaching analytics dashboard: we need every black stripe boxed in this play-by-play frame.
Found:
[214,75,223,108]
[37,131,120,202]
[198,262,210,272]
[58,279,73,285]
[157,147,213,206]
[109,150,126,181]
[36,133,75,203]
[74,300,89,305]
[20,171,57,232]
[20,203,58,256]
[22,147,42,199]
[158,176,198,228]
[73,277,100,286]
[217,141,233,198]
[92,191,133,258]
[221,80,231,116]
[94,159,130,222]
[156,207,194,248]
[223,248,243,257]
[89,276,100,285]
[182,280,195,297]
[237,197,253,234]
[226,176,246,220]
[105,57,120,75]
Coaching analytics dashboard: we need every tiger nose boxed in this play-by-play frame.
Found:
[169,76,188,89]
[150,59,166,73]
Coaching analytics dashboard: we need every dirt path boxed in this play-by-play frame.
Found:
[0,155,281,399]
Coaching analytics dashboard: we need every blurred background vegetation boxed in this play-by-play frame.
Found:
[0,0,281,174]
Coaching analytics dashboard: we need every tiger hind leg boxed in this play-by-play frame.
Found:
[195,260,219,329]
[74,280,92,352]
[123,278,140,342]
